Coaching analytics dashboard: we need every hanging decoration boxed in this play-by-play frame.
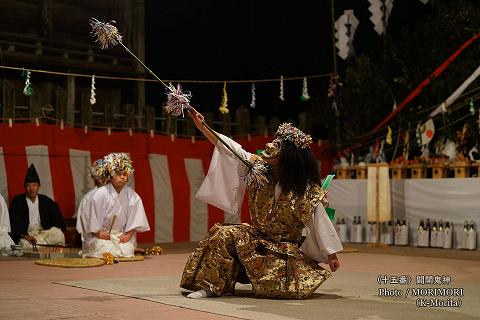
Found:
[373,33,480,131]
[300,77,310,101]
[420,118,435,145]
[22,69,33,96]
[403,130,410,161]
[250,83,256,109]
[90,75,96,105]
[416,123,422,146]
[368,0,394,35]
[90,18,268,187]
[418,0,429,4]
[373,140,380,160]
[386,126,393,145]
[328,74,343,114]
[334,10,359,60]
[219,81,229,114]
[469,98,475,115]
[279,75,285,101]
[89,18,192,115]
[430,65,480,117]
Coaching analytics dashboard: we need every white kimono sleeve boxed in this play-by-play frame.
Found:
[124,189,150,233]
[82,188,107,235]
[300,204,343,264]
[196,134,252,215]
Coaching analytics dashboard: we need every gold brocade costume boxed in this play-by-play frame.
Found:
[180,171,331,299]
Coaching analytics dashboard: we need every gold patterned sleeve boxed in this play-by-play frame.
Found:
[293,185,325,226]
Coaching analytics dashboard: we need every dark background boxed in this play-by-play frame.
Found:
[144,0,429,118]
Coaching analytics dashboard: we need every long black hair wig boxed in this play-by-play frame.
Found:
[277,140,321,196]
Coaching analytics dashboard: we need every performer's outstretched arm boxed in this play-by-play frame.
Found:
[188,109,218,145]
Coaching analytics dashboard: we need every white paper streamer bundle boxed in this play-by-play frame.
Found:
[279,75,285,101]
[90,75,96,105]
[250,83,256,108]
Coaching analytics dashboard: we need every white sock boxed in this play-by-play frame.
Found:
[187,289,214,299]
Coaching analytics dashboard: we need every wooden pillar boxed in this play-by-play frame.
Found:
[55,86,67,122]
[2,81,15,121]
[29,86,42,120]
[66,75,75,126]
[104,90,121,129]
[235,105,250,137]
[166,116,177,136]
[220,113,231,136]
[124,103,135,129]
[186,114,196,137]
[41,0,54,37]
[269,117,281,134]
[80,90,92,127]
[146,105,156,131]
[254,115,266,135]
[204,111,214,128]
[40,82,54,120]
[298,111,308,132]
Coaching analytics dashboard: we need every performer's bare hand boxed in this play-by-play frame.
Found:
[187,107,204,129]
[119,233,132,243]
[328,253,340,272]
[96,230,111,240]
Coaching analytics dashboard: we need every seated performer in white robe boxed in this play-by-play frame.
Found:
[181,110,343,299]
[76,159,108,248]
[0,194,14,255]
[79,153,150,258]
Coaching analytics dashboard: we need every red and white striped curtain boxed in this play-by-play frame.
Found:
[0,124,333,243]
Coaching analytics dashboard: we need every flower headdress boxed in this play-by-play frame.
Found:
[275,123,312,149]
[104,153,135,177]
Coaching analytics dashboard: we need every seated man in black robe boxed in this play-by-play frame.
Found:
[9,164,65,247]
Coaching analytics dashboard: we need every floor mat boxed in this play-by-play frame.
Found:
[55,271,479,320]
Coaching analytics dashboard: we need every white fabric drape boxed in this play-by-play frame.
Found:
[0,195,14,253]
[329,178,480,249]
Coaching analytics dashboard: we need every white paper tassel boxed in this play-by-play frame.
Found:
[219,81,229,114]
[250,83,256,108]
[418,0,429,4]
[279,76,285,101]
[301,77,310,101]
[334,10,359,60]
[22,70,33,96]
[90,75,96,105]
[368,0,394,35]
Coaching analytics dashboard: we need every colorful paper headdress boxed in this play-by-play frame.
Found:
[89,159,108,181]
[275,123,312,149]
[104,153,134,177]
[24,164,40,185]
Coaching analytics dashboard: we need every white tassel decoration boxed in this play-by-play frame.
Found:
[301,77,310,101]
[90,75,96,105]
[279,76,285,101]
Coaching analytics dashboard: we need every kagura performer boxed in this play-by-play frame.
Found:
[181,110,343,299]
